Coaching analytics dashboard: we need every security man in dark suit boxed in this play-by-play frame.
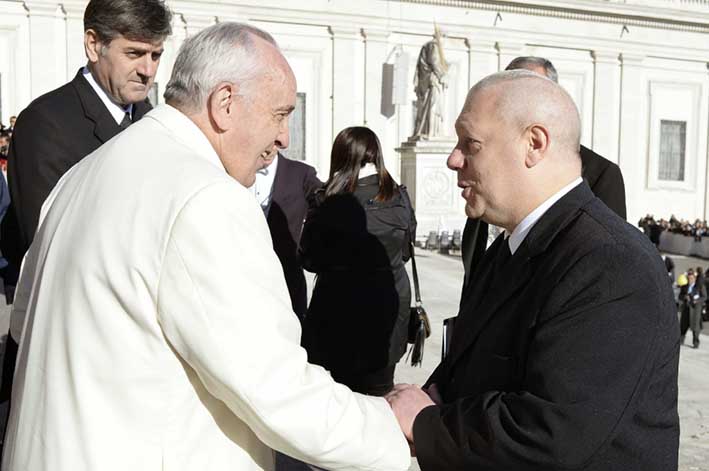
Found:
[251,151,322,321]
[461,56,626,289]
[385,70,679,471]
[0,0,172,428]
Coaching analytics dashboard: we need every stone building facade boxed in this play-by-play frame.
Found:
[1,0,709,233]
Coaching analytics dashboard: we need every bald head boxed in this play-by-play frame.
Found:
[465,70,581,164]
[448,70,583,231]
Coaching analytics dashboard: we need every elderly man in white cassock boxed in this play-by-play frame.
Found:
[2,22,410,471]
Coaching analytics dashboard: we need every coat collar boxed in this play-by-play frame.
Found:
[516,181,595,260]
[142,104,224,173]
[447,182,596,366]
[70,68,152,144]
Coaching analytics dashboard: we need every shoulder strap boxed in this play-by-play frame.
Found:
[399,186,422,305]
[410,240,422,306]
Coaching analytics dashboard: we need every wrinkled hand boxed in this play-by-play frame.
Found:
[385,384,436,443]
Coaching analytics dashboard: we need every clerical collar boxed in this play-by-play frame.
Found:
[358,163,378,179]
[506,177,583,255]
[82,67,134,126]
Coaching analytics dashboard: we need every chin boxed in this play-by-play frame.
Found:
[464,204,482,220]
[125,90,149,104]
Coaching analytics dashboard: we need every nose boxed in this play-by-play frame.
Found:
[447,147,464,171]
[275,119,290,150]
[136,55,158,80]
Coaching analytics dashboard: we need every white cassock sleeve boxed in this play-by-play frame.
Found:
[156,181,410,471]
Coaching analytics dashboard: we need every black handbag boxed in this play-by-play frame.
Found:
[407,240,431,366]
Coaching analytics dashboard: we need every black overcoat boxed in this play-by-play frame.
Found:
[415,182,679,471]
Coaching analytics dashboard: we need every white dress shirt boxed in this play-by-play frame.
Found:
[250,153,279,215]
[507,177,583,254]
[82,66,133,124]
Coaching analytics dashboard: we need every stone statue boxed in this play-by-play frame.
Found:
[413,25,449,139]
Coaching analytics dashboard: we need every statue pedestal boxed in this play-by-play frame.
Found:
[397,138,467,242]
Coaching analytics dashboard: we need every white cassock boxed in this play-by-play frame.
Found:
[2,104,410,471]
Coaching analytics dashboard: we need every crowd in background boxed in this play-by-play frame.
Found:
[0,116,15,176]
[639,214,709,243]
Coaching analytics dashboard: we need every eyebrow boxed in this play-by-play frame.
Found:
[126,47,164,54]
[275,105,295,113]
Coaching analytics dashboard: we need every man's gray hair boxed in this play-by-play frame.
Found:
[164,22,278,112]
[506,56,558,83]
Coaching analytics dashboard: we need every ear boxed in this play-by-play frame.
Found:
[84,29,103,63]
[208,82,239,132]
[525,124,550,168]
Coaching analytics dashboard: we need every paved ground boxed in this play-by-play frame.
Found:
[0,251,705,469]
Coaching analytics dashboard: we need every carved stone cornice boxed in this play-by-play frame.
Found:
[60,1,86,19]
[619,52,645,66]
[465,38,498,54]
[592,50,620,64]
[393,0,709,34]
[328,26,363,41]
[23,1,61,18]
[362,28,391,43]
[180,14,217,30]
[495,40,526,56]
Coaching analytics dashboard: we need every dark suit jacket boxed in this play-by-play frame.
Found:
[266,155,321,320]
[0,69,152,287]
[461,146,626,287]
[415,183,679,471]
[580,145,626,219]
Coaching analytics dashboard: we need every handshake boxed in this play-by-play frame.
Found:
[384,383,443,455]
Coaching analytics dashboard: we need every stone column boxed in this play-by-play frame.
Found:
[25,1,66,98]
[466,38,498,87]
[62,2,86,81]
[618,52,645,223]
[329,26,365,145]
[363,28,400,178]
[591,49,621,163]
[155,13,189,102]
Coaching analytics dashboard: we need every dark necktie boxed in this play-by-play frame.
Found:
[119,112,132,130]
[491,237,512,283]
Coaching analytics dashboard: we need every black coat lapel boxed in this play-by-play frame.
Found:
[448,237,534,365]
[447,182,596,367]
[70,69,152,143]
[70,69,122,143]
[132,99,152,121]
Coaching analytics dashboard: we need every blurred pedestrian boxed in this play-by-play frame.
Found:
[681,271,705,348]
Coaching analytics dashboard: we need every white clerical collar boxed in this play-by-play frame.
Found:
[82,66,134,125]
[143,104,224,172]
[258,153,279,176]
[507,177,583,254]
[358,163,378,179]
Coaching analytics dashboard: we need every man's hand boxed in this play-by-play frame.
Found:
[385,384,436,443]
